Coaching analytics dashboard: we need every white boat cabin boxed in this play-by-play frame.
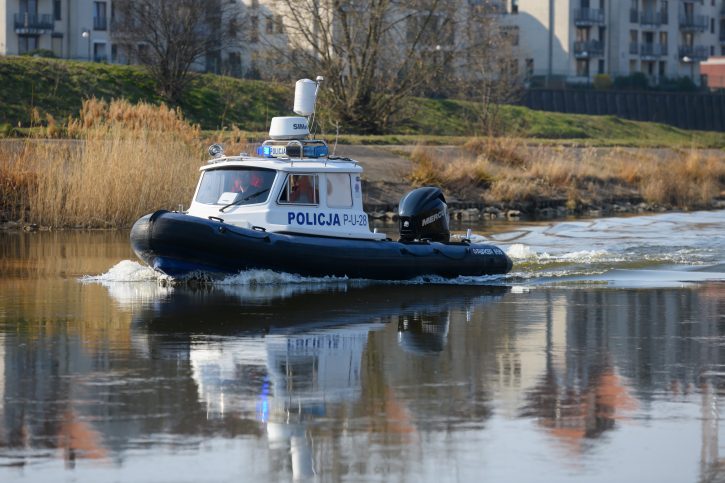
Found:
[187,78,385,241]
[186,140,385,241]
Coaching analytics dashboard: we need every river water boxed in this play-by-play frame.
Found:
[0,211,724,482]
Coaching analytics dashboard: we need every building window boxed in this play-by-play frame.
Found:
[711,18,715,34]
[53,0,61,20]
[52,34,63,57]
[19,0,38,14]
[598,59,605,74]
[93,2,107,30]
[18,35,38,54]
[576,59,590,77]
[228,52,241,77]
[275,15,284,34]
[93,42,107,62]
[525,58,534,77]
[250,16,258,43]
[265,15,273,34]
[511,0,518,14]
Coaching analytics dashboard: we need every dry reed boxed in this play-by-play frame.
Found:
[1,99,204,227]
[409,138,725,210]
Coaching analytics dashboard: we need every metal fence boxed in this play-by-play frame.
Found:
[523,89,725,131]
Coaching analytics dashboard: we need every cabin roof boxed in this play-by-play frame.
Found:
[201,155,363,173]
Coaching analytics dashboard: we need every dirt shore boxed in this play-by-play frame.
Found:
[337,144,725,221]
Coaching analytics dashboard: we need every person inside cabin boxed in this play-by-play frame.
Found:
[232,172,248,193]
[232,171,264,194]
[290,175,315,204]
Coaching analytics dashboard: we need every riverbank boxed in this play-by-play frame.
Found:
[335,143,725,221]
[1,99,723,230]
[2,140,723,231]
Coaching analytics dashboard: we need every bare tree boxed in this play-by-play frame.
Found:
[112,0,246,104]
[271,0,455,134]
[461,3,524,135]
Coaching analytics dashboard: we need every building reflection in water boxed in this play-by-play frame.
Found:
[0,280,723,480]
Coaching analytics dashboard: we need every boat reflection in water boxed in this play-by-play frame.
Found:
[130,284,509,479]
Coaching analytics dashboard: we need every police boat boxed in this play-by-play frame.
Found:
[130,78,512,280]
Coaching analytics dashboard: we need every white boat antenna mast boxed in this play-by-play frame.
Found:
[310,75,324,138]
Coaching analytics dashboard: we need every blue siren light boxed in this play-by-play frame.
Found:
[256,144,328,158]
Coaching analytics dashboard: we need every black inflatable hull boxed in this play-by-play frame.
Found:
[130,211,513,280]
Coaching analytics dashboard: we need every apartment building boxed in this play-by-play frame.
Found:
[508,0,724,85]
[1,0,112,61]
[2,0,724,86]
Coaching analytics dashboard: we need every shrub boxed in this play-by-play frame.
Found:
[593,74,613,90]
[21,49,55,58]
[614,73,649,90]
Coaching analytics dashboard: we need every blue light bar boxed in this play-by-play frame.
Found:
[303,145,328,157]
[256,145,275,157]
[256,143,329,158]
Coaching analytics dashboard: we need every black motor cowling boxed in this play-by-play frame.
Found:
[398,187,450,242]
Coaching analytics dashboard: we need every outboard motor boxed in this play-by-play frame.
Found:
[398,187,450,242]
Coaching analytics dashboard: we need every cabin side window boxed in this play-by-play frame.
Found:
[195,168,276,205]
[326,173,353,208]
[278,174,319,205]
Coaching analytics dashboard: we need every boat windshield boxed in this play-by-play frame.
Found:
[195,167,277,206]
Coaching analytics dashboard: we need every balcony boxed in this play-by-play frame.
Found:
[679,45,709,60]
[574,40,604,58]
[574,8,604,26]
[640,43,668,59]
[640,10,668,26]
[14,12,54,34]
[94,16,107,31]
[679,14,708,31]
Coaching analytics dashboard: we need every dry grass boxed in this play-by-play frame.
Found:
[0,99,203,227]
[409,145,494,194]
[409,138,725,210]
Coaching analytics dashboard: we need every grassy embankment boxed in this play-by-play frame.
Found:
[3,56,725,148]
[1,56,724,228]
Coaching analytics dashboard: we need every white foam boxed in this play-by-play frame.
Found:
[80,260,166,283]
[216,269,350,286]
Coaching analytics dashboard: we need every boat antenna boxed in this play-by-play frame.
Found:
[332,120,339,155]
[309,75,324,138]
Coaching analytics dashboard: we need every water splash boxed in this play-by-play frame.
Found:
[80,260,165,283]
[217,269,350,286]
